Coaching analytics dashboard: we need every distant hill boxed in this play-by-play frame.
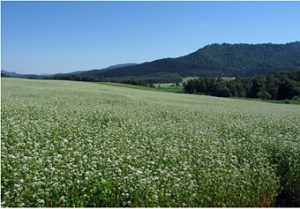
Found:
[66,63,138,74]
[105,63,137,70]
[1,63,137,79]
[1,70,21,77]
[50,41,300,83]
[1,70,44,79]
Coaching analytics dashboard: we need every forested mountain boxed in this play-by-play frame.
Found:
[50,42,300,82]
[3,42,300,83]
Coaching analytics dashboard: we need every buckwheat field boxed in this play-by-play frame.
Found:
[1,78,300,207]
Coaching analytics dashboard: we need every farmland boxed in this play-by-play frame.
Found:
[1,78,300,207]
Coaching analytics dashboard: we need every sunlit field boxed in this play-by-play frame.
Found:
[1,78,300,207]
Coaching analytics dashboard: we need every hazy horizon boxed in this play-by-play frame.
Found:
[2,1,300,74]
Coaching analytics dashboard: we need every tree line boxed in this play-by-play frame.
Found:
[50,72,182,86]
[183,70,300,100]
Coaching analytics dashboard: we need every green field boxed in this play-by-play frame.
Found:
[153,83,183,93]
[98,82,159,91]
[99,82,183,93]
[2,78,300,207]
[150,76,199,93]
[182,76,198,83]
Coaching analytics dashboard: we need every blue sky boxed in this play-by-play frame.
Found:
[2,1,300,74]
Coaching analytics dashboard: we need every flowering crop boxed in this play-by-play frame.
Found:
[1,78,300,207]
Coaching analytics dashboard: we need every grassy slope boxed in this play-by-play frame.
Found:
[98,82,300,104]
[182,76,198,82]
[2,78,300,207]
[98,82,184,93]
[98,82,156,91]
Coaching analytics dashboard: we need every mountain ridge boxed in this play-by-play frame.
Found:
[69,41,300,82]
[3,42,300,83]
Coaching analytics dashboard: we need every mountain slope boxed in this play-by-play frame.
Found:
[5,42,300,82]
[69,42,300,81]
[105,63,137,70]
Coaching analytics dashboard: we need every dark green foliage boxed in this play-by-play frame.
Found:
[250,78,265,98]
[226,81,238,97]
[256,90,272,100]
[50,72,182,86]
[214,82,232,97]
[277,81,295,99]
[183,70,300,100]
